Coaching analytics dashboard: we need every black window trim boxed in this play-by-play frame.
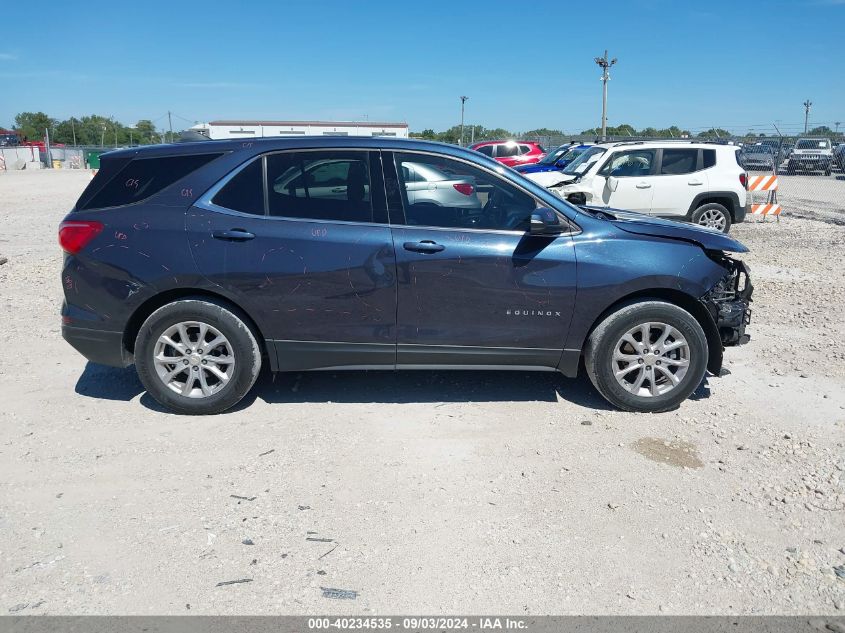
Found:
[198,148,389,227]
[388,149,581,236]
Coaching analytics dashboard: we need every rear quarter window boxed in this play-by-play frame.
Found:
[78,153,223,210]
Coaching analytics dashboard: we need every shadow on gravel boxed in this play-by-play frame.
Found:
[74,362,615,411]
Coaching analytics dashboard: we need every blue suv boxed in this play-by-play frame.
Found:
[59,137,752,415]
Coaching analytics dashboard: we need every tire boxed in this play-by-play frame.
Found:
[690,202,732,233]
[584,301,709,413]
[135,299,262,415]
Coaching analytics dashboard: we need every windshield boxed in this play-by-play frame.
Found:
[561,146,606,175]
[538,145,573,165]
[795,139,830,150]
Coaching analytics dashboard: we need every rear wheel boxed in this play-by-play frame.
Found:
[585,301,709,413]
[135,299,262,414]
[690,203,732,233]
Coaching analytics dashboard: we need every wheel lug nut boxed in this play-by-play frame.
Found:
[192,366,198,371]
[198,349,203,354]
[183,359,189,365]
[202,360,207,365]
[656,361,661,365]
[638,359,644,364]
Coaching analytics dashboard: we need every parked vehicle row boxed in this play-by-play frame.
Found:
[468,140,546,168]
[59,137,752,415]
[523,141,747,233]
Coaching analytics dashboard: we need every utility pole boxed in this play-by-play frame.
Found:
[803,100,812,134]
[70,117,77,146]
[835,121,841,135]
[100,124,106,147]
[594,50,617,142]
[167,111,173,143]
[459,96,468,146]
[44,127,52,169]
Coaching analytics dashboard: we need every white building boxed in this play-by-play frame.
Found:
[190,120,409,140]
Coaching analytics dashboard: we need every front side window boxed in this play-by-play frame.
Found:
[660,149,698,175]
[476,145,494,156]
[266,151,372,222]
[394,152,538,232]
[599,149,656,177]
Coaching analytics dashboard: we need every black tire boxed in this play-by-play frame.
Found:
[584,301,709,413]
[690,202,732,233]
[135,299,262,415]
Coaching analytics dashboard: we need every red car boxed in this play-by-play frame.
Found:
[469,140,546,168]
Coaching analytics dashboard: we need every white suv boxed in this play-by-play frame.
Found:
[525,141,748,233]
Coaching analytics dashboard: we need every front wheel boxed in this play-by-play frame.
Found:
[690,203,732,233]
[585,301,709,413]
[135,299,262,414]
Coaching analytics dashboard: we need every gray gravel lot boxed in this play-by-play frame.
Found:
[0,170,843,615]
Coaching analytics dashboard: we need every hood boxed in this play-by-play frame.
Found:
[525,171,577,188]
[582,207,749,253]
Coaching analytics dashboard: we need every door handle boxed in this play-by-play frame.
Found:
[403,240,445,253]
[688,179,704,185]
[331,187,345,193]
[635,182,652,189]
[212,229,255,242]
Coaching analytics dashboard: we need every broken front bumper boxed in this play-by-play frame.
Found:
[701,258,753,347]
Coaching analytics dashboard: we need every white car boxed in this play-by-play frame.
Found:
[526,141,748,233]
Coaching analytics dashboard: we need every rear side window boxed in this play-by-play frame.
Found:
[212,158,264,216]
[266,150,373,223]
[660,149,698,175]
[79,153,222,210]
[497,144,519,158]
[703,149,716,168]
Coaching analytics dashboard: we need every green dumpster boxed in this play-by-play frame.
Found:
[84,150,104,170]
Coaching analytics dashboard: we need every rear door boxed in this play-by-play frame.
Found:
[187,149,397,370]
[649,148,707,217]
[494,143,520,167]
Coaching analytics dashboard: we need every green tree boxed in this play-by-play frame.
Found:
[697,128,732,139]
[14,111,56,142]
[807,125,833,136]
[524,128,564,137]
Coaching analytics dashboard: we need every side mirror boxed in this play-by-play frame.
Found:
[529,207,563,235]
[606,175,619,192]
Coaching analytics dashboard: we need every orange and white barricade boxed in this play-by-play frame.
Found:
[0,156,5,171]
[746,174,782,221]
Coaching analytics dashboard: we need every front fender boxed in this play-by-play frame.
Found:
[565,228,728,352]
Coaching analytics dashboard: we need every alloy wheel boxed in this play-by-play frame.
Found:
[612,322,691,397]
[696,209,727,231]
[153,321,235,398]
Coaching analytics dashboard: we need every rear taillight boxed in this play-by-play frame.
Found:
[453,183,474,196]
[739,173,747,189]
[59,220,103,254]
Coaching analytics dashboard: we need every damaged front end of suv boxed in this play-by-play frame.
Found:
[701,253,753,347]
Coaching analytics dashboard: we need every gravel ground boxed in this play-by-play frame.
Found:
[0,170,843,615]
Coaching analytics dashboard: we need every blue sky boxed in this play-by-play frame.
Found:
[1,0,843,135]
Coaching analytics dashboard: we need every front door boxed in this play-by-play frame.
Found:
[187,149,397,370]
[592,148,657,212]
[386,151,578,368]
